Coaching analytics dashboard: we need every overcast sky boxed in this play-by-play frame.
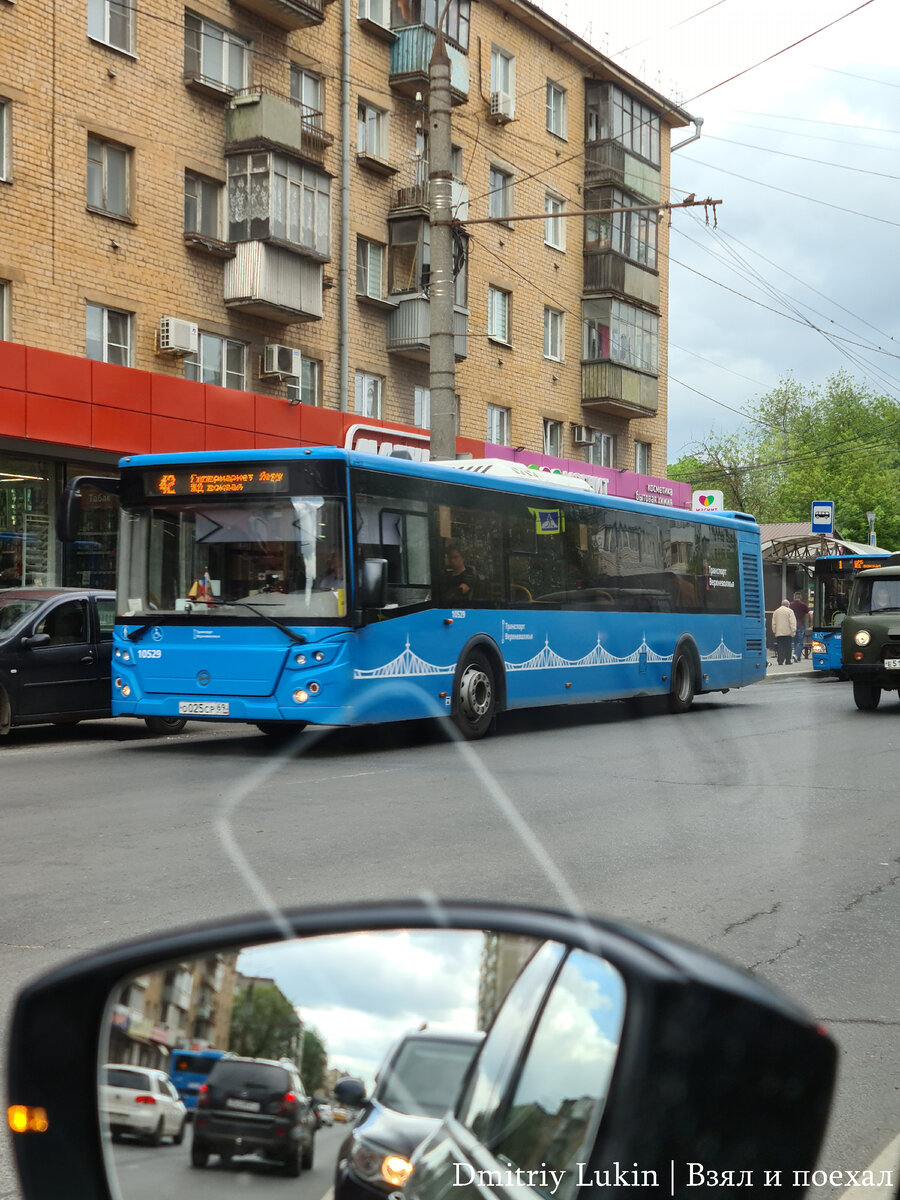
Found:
[534,0,900,463]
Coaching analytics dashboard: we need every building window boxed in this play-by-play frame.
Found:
[634,441,652,474]
[543,418,562,457]
[586,432,615,468]
[487,404,510,446]
[357,101,387,159]
[582,299,658,374]
[0,99,8,182]
[355,372,383,417]
[286,357,321,406]
[290,66,323,130]
[359,0,389,26]
[414,386,430,429]
[543,307,564,361]
[357,237,385,298]
[584,186,657,269]
[86,303,131,366]
[490,46,515,103]
[388,220,429,294]
[488,166,512,221]
[184,12,249,93]
[185,333,246,389]
[184,171,221,238]
[87,135,130,218]
[546,81,567,139]
[227,154,331,257]
[544,192,565,250]
[586,83,660,166]
[88,0,135,53]
[390,0,470,52]
[0,281,9,340]
[487,287,510,344]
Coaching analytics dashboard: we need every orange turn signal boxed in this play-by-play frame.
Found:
[8,1106,49,1134]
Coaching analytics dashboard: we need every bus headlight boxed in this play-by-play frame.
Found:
[294,653,307,665]
[313,650,325,662]
[292,689,309,704]
[811,641,825,655]
[854,630,871,646]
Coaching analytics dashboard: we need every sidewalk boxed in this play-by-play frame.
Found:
[765,653,818,682]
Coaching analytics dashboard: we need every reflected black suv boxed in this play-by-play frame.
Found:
[191,1056,316,1177]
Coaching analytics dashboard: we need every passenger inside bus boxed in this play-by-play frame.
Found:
[441,543,478,605]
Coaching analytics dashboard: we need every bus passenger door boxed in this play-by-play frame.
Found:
[737,535,766,683]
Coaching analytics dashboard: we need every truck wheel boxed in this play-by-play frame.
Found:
[852,681,881,710]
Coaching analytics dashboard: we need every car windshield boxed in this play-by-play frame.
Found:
[0,595,42,632]
[377,1039,480,1119]
[852,577,900,613]
[104,1068,152,1090]
[208,1062,290,1092]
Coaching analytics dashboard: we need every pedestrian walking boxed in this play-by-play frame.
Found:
[771,599,797,666]
[788,590,810,662]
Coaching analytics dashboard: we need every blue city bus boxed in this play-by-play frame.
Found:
[63,448,766,738]
[169,1049,225,1111]
[811,553,891,674]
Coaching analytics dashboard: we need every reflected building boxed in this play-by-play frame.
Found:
[477,933,540,1030]
[232,972,305,1066]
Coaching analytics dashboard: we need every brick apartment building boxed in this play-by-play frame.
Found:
[0,0,694,587]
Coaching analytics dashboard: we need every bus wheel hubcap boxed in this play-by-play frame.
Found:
[460,667,491,720]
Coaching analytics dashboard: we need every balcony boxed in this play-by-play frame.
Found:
[389,27,469,104]
[581,361,659,420]
[227,90,333,163]
[583,142,661,203]
[583,253,659,306]
[391,162,468,219]
[225,242,323,322]
[232,0,327,29]
[387,296,468,360]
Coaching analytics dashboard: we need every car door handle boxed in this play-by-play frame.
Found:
[80,654,94,663]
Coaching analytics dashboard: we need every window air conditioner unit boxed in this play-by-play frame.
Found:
[262,344,303,379]
[488,91,514,123]
[572,425,594,445]
[157,316,198,356]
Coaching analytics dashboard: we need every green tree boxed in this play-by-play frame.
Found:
[300,1027,327,1096]
[229,982,302,1061]
[669,373,900,547]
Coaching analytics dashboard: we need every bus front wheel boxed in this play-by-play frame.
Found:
[667,652,695,714]
[852,681,881,710]
[256,721,307,740]
[454,651,496,740]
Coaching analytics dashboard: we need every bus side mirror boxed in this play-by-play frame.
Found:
[56,477,120,543]
[359,559,388,610]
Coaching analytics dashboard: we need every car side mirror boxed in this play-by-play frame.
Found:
[333,1076,367,1107]
[20,634,51,649]
[358,558,388,610]
[7,900,837,1200]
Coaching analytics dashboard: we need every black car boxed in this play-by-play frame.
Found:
[191,1055,316,1176]
[335,1030,484,1200]
[0,588,185,739]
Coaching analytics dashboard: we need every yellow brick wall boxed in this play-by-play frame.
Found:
[0,0,679,466]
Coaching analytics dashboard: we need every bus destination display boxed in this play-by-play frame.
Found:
[142,464,291,497]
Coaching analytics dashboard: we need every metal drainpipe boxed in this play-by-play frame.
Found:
[338,0,351,411]
[671,115,703,153]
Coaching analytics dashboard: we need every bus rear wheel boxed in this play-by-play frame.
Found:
[852,681,881,710]
[453,651,496,740]
[667,652,695,714]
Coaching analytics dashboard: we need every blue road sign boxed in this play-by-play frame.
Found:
[811,501,834,535]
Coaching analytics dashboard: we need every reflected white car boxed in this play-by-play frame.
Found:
[100,1064,187,1146]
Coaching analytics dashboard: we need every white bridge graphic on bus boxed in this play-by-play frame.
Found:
[353,635,742,679]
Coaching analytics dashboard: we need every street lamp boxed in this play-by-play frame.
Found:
[866,511,876,547]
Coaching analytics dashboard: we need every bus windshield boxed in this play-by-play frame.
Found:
[117,493,348,622]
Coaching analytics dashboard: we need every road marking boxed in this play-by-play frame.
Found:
[838,1131,900,1199]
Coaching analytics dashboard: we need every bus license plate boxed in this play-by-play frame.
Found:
[178,701,230,715]
[884,659,900,670]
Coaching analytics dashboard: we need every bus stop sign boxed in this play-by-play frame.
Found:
[811,501,834,535]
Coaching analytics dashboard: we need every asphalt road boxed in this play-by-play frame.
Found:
[1,677,898,1198]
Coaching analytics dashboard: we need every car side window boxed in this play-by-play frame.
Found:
[35,600,88,645]
[457,941,564,1142]
[490,950,627,1200]
[96,598,116,641]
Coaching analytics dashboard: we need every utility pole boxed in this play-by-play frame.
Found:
[427,30,457,461]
